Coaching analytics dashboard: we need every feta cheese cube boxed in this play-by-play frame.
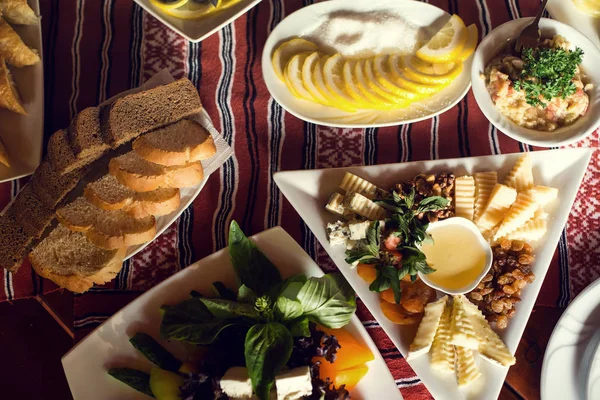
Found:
[348,220,370,240]
[275,366,313,400]
[327,221,349,247]
[221,367,253,399]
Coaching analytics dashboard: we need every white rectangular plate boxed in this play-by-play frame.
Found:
[0,0,44,182]
[62,227,402,400]
[274,148,593,399]
[134,0,262,43]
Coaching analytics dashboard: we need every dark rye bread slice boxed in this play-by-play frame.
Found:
[31,160,90,209]
[6,184,54,239]
[68,107,110,160]
[29,224,126,293]
[47,129,92,175]
[0,213,33,272]
[84,174,180,218]
[56,197,157,250]
[132,119,216,166]
[101,78,202,148]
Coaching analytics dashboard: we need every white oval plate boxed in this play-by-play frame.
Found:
[471,18,600,147]
[541,277,600,400]
[261,0,473,128]
[62,227,402,400]
[548,0,600,50]
[274,148,593,400]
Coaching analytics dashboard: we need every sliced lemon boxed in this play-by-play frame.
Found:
[322,54,359,110]
[301,52,330,105]
[373,54,433,99]
[271,38,318,81]
[353,60,399,109]
[387,55,450,95]
[363,59,412,107]
[313,56,355,112]
[402,56,462,85]
[458,24,478,61]
[342,60,373,109]
[416,14,468,63]
[161,0,240,19]
[150,0,190,11]
[284,53,316,101]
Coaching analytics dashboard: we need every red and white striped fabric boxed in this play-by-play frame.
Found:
[1,1,599,398]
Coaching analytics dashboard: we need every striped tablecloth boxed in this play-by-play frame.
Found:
[1,0,599,398]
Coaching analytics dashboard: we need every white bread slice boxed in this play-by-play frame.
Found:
[29,224,126,293]
[132,119,216,166]
[84,175,180,218]
[56,197,156,249]
[109,151,204,192]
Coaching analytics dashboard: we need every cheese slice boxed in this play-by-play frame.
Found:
[431,303,455,373]
[461,296,516,367]
[449,295,479,349]
[528,185,559,207]
[455,346,482,386]
[504,218,547,242]
[325,193,345,216]
[533,207,549,221]
[339,172,384,199]
[474,171,497,222]
[504,154,534,192]
[407,296,448,361]
[454,176,475,221]
[476,184,517,232]
[344,192,387,220]
[493,192,538,240]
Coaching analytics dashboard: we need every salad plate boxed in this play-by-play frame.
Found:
[274,148,592,399]
[61,226,401,399]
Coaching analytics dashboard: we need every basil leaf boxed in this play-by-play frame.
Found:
[199,298,260,320]
[344,249,379,265]
[211,281,236,300]
[404,188,416,210]
[297,274,356,329]
[375,199,404,213]
[368,271,390,292]
[287,317,311,337]
[275,296,304,321]
[109,368,154,398]
[238,284,257,303]
[415,259,436,274]
[245,323,293,400]
[273,274,307,300]
[366,221,382,256]
[229,221,282,296]
[416,196,450,214]
[129,333,182,372]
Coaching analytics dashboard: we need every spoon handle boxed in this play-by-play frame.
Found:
[532,0,550,26]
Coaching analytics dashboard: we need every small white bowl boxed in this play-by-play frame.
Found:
[471,17,600,147]
[417,217,493,296]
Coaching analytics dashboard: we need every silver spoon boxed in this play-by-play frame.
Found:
[515,0,550,53]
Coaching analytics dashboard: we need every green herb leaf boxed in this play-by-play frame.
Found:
[296,274,356,329]
[369,271,391,292]
[344,221,382,265]
[129,333,182,372]
[275,296,304,321]
[416,196,450,214]
[287,317,311,337]
[109,368,154,398]
[199,298,261,320]
[245,323,293,400]
[211,281,236,300]
[238,284,257,303]
[229,221,282,296]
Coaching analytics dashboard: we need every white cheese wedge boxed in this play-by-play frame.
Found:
[344,192,387,220]
[431,303,455,373]
[339,172,384,199]
[533,207,549,221]
[473,171,498,222]
[450,295,479,350]
[527,185,559,207]
[454,176,475,221]
[221,367,253,399]
[348,220,370,240]
[407,296,448,361]
[504,218,548,242]
[476,184,517,232]
[325,192,346,216]
[504,154,534,192]
[455,346,482,387]
[275,366,313,400]
[493,192,538,240]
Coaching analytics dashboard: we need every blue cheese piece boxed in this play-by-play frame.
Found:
[221,367,253,399]
[348,220,370,240]
[327,221,349,247]
[275,366,313,400]
[325,193,346,216]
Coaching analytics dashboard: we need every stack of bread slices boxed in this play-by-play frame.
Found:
[0,78,217,293]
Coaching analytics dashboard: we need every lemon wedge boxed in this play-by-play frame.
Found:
[322,54,359,110]
[416,14,468,63]
[353,60,399,109]
[284,53,316,101]
[458,24,478,61]
[272,38,318,81]
[402,56,462,85]
[150,0,190,11]
[302,52,330,105]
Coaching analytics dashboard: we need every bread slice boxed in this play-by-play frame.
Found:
[109,151,204,192]
[132,119,216,166]
[6,184,54,239]
[0,55,25,114]
[0,213,33,272]
[84,174,180,218]
[29,224,125,293]
[47,129,92,174]
[56,197,156,249]
[31,160,90,208]
[68,107,110,161]
[101,79,202,148]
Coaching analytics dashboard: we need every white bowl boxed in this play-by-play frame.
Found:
[416,217,493,296]
[471,17,600,147]
[134,0,261,42]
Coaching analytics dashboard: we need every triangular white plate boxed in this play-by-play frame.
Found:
[274,148,593,400]
[61,227,401,400]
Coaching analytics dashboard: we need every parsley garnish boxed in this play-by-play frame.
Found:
[513,46,584,107]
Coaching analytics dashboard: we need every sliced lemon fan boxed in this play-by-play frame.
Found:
[363,58,412,106]
[342,60,372,109]
[417,14,468,63]
[284,53,316,101]
[272,38,318,81]
[402,56,463,85]
[322,54,358,111]
[302,52,330,105]
[150,0,190,11]
[160,0,238,19]
[458,24,478,61]
[353,60,398,109]
[388,55,445,95]
[371,55,423,100]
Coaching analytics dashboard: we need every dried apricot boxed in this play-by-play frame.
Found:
[356,263,377,284]
[380,299,422,325]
